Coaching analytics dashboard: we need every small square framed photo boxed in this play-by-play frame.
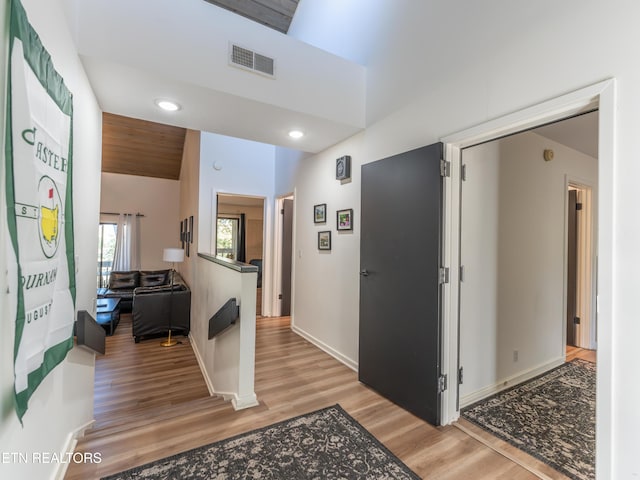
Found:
[336,208,353,231]
[314,203,327,224]
[336,155,351,180]
[318,231,331,250]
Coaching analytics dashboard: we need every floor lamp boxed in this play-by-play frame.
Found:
[162,247,184,347]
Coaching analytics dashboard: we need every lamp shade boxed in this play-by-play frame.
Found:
[163,247,185,263]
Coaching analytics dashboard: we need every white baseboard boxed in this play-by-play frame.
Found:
[189,334,258,410]
[291,324,358,372]
[460,356,565,408]
[53,419,94,480]
[189,332,215,396]
[213,390,259,410]
[232,393,259,410]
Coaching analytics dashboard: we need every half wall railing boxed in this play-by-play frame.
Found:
[189,253,259,410]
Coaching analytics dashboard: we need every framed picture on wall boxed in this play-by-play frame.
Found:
[184,218,190,257]
[314,204,327,223]
[189,215,194,243]
[318,231,331,250]
[336,155,351,180]
[336,208,353,231]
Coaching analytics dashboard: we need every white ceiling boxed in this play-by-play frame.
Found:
[62,0,599,158]
[62,0,365,154]
[532,111,599,159]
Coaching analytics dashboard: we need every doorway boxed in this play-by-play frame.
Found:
[273,195,294,317]
[457,112,598,407]
[442,79,614,477]
[566,182,596,351]
[216,193,265,315]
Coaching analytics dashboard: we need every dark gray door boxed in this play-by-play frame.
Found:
[359,142,444,426]
[281,199,293,316]
[567,190,578,347]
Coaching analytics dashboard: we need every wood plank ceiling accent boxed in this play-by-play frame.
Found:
[204,0,299,33]
[101,113,187,180]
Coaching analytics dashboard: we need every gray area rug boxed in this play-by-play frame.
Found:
[102,404,419,480]
[462,359,595,480]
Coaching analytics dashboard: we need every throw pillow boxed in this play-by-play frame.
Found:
[140,270,169,287]
[109,271,140,290]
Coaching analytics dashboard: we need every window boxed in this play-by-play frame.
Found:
[216,217,240,260]
[97,223,117,288]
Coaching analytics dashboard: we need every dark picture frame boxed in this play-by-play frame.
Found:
[314,203,327,223]
[336,208,353,231]
[183,218,190,257]
[189,215,194,243]
[336,155,351,180]
[318,231,331,250]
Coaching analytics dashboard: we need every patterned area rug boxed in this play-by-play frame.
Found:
[102,404,419,480]
[462,359,595,480]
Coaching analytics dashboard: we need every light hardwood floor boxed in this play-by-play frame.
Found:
[566,344,597,363]
[66,316,562,479]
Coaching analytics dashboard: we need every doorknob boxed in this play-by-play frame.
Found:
[360,270,370,276]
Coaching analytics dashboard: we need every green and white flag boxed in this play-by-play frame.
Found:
[5,0,76,422]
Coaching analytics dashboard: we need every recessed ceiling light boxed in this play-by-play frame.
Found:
[288,130,304,139]
[155,99,181,112]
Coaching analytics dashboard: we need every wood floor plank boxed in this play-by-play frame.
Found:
[66,316,549,479]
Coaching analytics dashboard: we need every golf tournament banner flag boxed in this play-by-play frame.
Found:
[5,0,76,422]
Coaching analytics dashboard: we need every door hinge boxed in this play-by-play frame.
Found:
[574,316,581,324]
[278,294,283,300]
[458,366,464,385]
[440,160,451,177]
[576,203,583,211]
[459,265,465,282]
[439,267,450,284]
[438,374,448,393]
[461,164,467,181]
[280,209,285,214]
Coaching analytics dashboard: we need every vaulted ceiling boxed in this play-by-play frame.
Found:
[101,113,186,180]
[96,1,304,179]
[71,0,364,165]
[86,1,595,180]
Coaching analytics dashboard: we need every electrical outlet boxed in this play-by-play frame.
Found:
[513,350,519,362]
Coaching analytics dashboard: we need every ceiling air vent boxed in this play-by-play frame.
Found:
[229,43,275,78]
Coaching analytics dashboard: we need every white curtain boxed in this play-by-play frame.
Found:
[112,214,141,271]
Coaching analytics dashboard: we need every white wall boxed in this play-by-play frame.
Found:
[199,132,276,315]
[458,140,501,399]
[288,2,640,477]
[0,0,102,478]
[100,172,181,270]
[459,132,598,404]
[288,134,364,369]
[190,257,258,410]
[288,0,394,67]
[274,147,306,197]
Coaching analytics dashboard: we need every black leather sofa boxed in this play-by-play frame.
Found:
[98,270,191,343]
[98,270,170,312]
